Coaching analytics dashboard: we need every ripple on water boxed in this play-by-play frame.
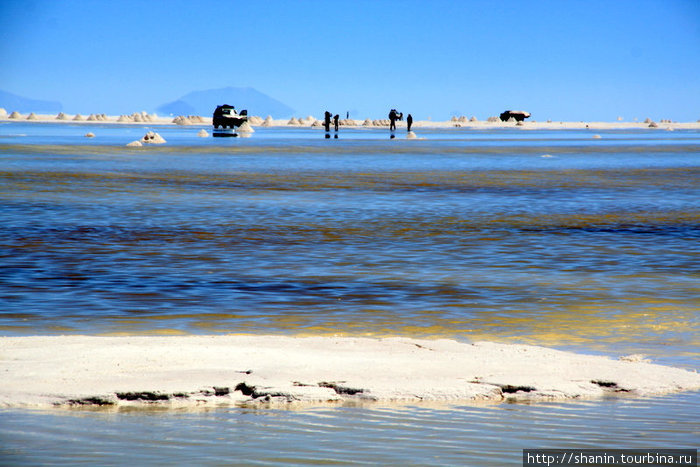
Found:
[0,393,698,465]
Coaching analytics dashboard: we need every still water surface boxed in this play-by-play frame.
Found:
[0,122,698,464]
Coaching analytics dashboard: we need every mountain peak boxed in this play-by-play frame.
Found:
[157,87,294,118]
[0,89,62,113]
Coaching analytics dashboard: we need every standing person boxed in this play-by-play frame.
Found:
[389,109,397,131]
[407,114,413,132]
[324,111,331,133]
[333,114,339,132]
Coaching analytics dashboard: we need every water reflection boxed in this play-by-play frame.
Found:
[0,392,697,465]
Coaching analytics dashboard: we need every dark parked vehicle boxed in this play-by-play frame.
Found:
[213,105,248,129]
[499,110,531,122]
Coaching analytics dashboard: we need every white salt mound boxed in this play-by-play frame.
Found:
[407,131,417,139]
[0,108,6,117]
[262,116,274,127]
[73,114,84,121]
[9,111,21,119]
[173,116,192,125]
[56,112,68,120]
[141,131,166,144]
[237,122,254,133]
[197,129,209,137]
[126,140,142,147]
[85,132,95,138]
[26,113,38,120]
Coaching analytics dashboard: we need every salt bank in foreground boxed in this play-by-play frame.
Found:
[1,335,698,409]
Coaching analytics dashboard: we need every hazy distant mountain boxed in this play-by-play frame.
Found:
[157,87,295,118]
[0,89,62,113]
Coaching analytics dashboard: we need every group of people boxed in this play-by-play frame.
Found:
[324,111,339,133]
[323,109,414,136]
[388,109,413,132]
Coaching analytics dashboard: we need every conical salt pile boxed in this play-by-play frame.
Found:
[9,111,21,119]
[237,122,254,133]
[73,114,85,121]
[140,131,166,144]
[262,116,274,127]
[173,116,192,125]
[56,112,68,120]
[26,113,38,120]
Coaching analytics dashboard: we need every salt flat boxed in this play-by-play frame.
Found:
[1,335,698,409]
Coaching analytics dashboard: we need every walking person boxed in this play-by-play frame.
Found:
[389,109,397,131]
[333,114,339,132]
[407,114,413,132]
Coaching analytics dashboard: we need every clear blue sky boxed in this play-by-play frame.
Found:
[1,0,698,120]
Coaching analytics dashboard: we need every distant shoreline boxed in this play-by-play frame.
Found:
[2,111,699,131]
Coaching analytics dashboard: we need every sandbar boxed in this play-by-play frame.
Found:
[1,335,698,409]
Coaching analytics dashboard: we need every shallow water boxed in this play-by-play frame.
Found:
[0,122,698,464]
[1,394,698,465]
